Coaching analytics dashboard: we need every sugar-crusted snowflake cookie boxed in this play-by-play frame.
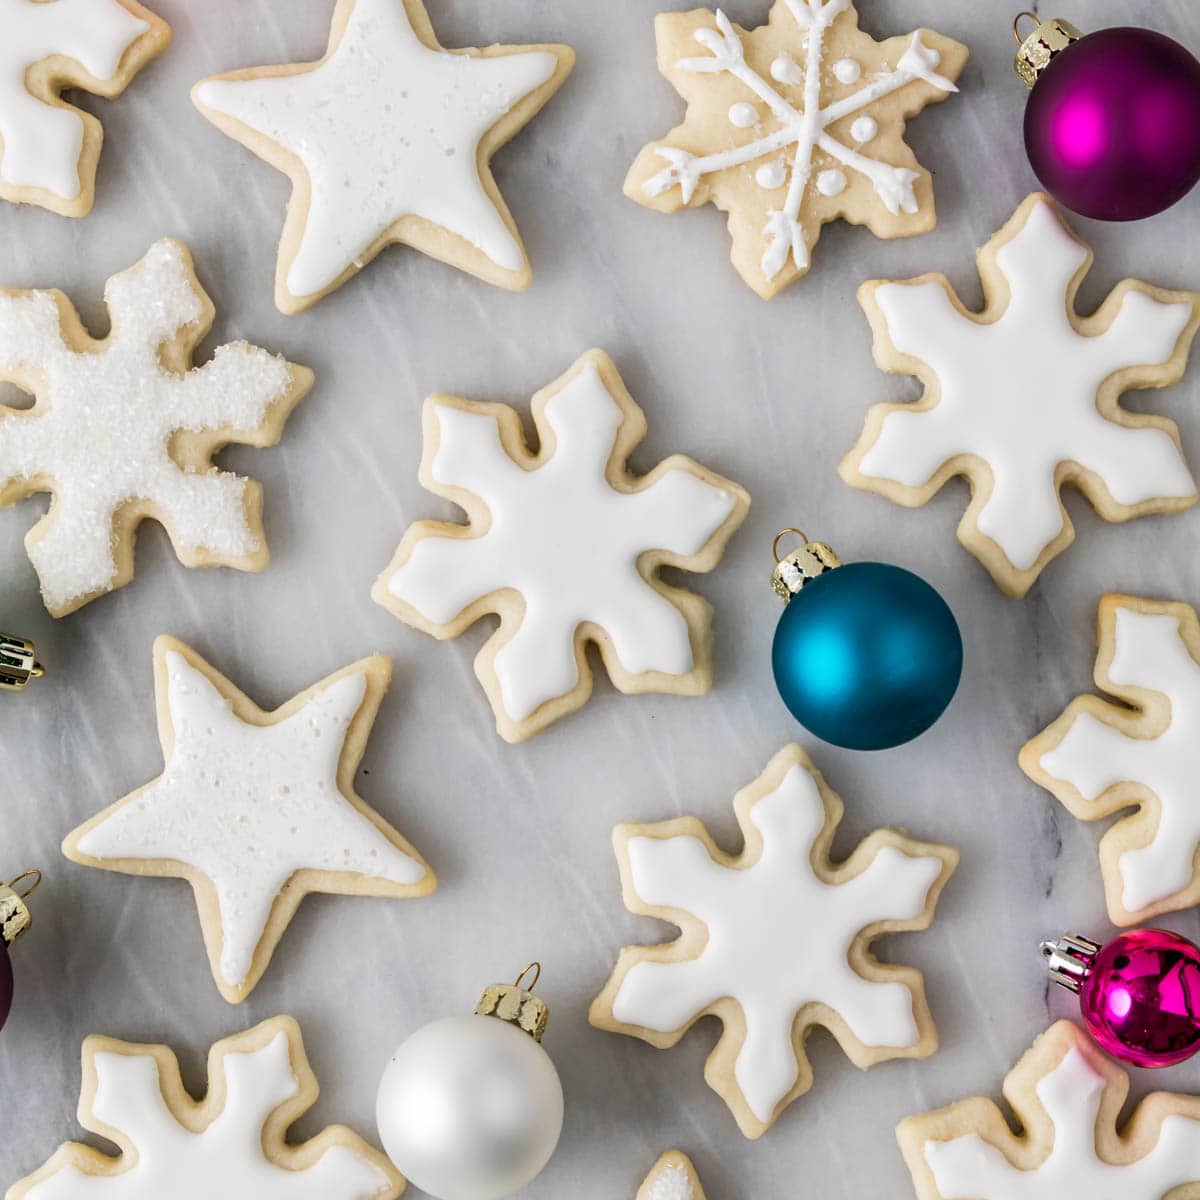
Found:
[841,193,1200,597]
[898,1021,1200,1200]
[63,636,435,1004]
[373,349,750,743]
[638,1152,706,1200]
[192,0,573,313]
[7,1015,403,1200]
[0,0,170,217]
[625,0,967,299]
[589,744,957,1139]
[0,239,312,617]
[1020,593,1200,926]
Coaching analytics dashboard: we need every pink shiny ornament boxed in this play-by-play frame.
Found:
[1024,27,1200,221]
[1043,929,1200,1067]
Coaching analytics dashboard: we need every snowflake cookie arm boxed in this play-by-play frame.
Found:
[841,194,1200,598]
[6,1016,404,1200]
[589,744,956,1139]
[1020,594,1200,925]
[0,0,170,217]
[637,1151,706,1200]
[897,1021,1200,1200]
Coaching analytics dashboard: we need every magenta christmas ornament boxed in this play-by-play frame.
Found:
[1014,14,1200,221]
[1042,929,1200,1068]
[0,871,41,1032]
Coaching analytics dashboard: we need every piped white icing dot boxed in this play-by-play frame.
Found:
[817,168,847,196]
[851,115,878,143]
[833,57,861,84]
[770,53,802,85]
[755,160,787,189]
[728,101,758,128]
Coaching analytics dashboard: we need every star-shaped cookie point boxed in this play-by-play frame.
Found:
[590,744,957,1139]
[841,193,1200,597]
[192,0,574,313]
[63,636,435,1004]
[638,1152,706,1200]
[373,349,750,743]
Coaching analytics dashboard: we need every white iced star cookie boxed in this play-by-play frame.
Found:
[0,0,170,217]
[638,1152,706,1200]
[0,239,313,617]
[1020,593,1200,926]
[373,349,750,743]
[841,193,1200,597]
[625,0,967,298]
[63,637,435,1004]
[192,0,574,313]
[590,745,957,1139]
[7,1016,403,1200]
[898,1021,1200,1200]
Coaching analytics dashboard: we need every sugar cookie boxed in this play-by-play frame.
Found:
[638,1151,706,1200]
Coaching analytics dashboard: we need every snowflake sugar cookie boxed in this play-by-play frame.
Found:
[841,193,1200,597]
[0,239,313,616]
[193,0,574,313]
[63,636,435,1004]
[8,1015,403,1200]
[373,349,750,743]
[590,744,957,1138]
[0,0,170,216]
[898,1021,1200,1200]
[625,0,967,298]
[638,1152,706,1200]
[1020,594,1200,926]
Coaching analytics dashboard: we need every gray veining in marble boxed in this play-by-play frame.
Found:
[3,0,1200,1195]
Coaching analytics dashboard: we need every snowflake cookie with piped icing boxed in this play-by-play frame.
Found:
[0,239,313,617]
[373,349,750,744]
[63,636,435,1004]
[1020,593,1200,927]
[7,1015,403,1200]
[192,0,574,313]
[638,1152,706,1200]
[589,744,957,1139]
[0,0,170,217]
[625,0,967,299]
[898,1021,1200,1200]
[841,193,1200,597]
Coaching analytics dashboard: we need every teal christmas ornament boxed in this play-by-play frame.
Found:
[770,530,962,751]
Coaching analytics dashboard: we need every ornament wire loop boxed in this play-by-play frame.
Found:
[513,962,542,992]
[30,663,45,679]
[8,869,41,899]
[772,528,809,563]
[1012,12,1040,44]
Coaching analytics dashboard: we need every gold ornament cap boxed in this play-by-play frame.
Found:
[1013,12,1083,88]
[0,633,44,692]
[475,962,549,1043]
[771,529,842,601]
[0,870,41,948]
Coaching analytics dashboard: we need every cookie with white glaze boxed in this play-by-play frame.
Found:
[192,0,574,313]
[0,0,170,216]
[626,0,967,298]
[7,1015,403,1200]
[638,1152,706,1200]
[898,1021,1200,1199]
[590,744,957,1139]
[63,636,435,1004]
[373,349,750,743]
[841,193,1200,597]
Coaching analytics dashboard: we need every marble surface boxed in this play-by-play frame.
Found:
[3,0,1200,1195]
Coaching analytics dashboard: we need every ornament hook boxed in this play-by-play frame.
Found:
[1012,11,1039,45]
[772,528,809,564]
[8,869,42,900]
[513,961,542,992]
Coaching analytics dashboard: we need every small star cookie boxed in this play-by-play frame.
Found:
[63,637,435,1004]
[193,0,574,312]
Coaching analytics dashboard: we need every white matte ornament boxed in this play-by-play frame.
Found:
[376,1014,563,1200]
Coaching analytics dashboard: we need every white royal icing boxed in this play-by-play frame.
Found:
[75,651,425,989]
[850,114,877,142]
[728,101,759,127]
[816,167,846,195]
[383,363,739,724]
[194,0,558,298]
[832,56,860,83]
[610,762,945,1125]
[643,2,959,279]
[0,0,150,199]
[857,197,1197,572]
[0,240,297,613]
[924,1046,1200,1199]
[756,159,787,189]
[1038,603,1200,916]
[23,1031,394,1198]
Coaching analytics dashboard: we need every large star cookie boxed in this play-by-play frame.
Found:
[590,744,957,1138]
[841,193,1200,597]
[0,239,312,616]
[626,0,967,298]
[193,0,574,313]
[898,1021,1200,1199]
[0,0,170,216]
[373,349,750,743]
[8,1016,402,1199]
[63,637,435,1003]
